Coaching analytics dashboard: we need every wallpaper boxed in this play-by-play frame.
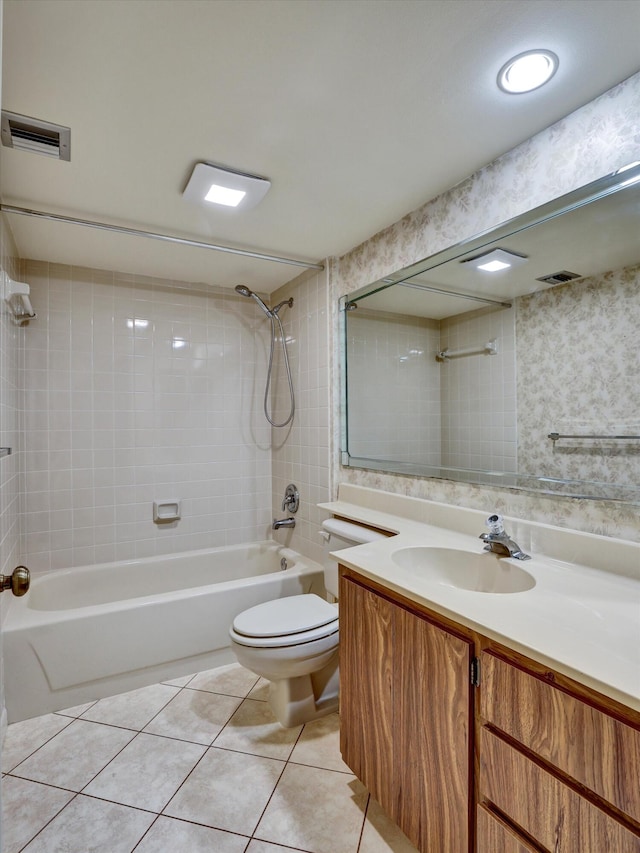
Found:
[517,263,640,487]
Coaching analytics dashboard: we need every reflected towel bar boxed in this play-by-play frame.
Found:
[436,340,497,362]
[548,432,640,442]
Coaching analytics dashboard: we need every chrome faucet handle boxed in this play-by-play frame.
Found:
[281,484,299,513]
[485,513,505,535]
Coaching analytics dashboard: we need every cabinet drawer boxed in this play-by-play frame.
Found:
[476,805,538,853]
[481,729,640,853]
[481,651,640,823]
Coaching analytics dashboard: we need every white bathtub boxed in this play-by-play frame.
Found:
[4,541,326,722]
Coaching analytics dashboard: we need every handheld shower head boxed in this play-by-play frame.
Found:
[234,285,272,317]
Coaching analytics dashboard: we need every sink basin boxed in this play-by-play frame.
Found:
[392,547,536,594]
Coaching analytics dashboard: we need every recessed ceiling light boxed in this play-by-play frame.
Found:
[183,162,270,211]
[462,248,528,273]
[497,50,558,94]
[204,184,247,207]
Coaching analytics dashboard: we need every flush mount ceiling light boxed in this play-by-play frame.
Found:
[462,248,528,273]
[183,162,270,210]
[497,50,558,94]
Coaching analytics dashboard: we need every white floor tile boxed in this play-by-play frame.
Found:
[11,719,135,791]
[1,776,74,853]
[143,688,242,744]
[79,683,180,730]
[135,815,248,852]
[255,762,368,853]
[187,663,260,697]
[2,714,73,773]
[213,698,302,760]
[83,732,206,812]
[21,794,154,853]
[164,746,284,835]
[359,797,419,852]
[290,713,352,773]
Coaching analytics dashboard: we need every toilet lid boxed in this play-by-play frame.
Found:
[232,594,338,639]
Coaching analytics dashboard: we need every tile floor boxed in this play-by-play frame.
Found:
[1,663,418,853]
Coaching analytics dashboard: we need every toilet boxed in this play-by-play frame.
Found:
[229,518,386,727]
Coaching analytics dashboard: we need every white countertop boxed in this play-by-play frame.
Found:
[319,486,640,712]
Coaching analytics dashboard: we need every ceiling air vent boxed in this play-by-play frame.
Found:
[536,270,582,285]
[1,111,70,161]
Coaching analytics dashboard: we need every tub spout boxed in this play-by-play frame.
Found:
[273,517,295,530]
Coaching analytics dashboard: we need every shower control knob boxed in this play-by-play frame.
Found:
[282,484,300,513]
[0,565,30,596]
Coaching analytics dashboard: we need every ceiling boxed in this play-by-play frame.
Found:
[2,0,639,293]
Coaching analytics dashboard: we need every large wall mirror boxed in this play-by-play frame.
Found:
[340,163,640,503]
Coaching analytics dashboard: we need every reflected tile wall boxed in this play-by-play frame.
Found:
[19,261,273,571]
[440,306,516,473]
[346,310,441,465]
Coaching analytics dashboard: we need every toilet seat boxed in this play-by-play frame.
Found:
[230,594,338,649]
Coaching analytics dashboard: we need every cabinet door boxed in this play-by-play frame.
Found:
[395,605,472,853]
[339,575,395,811]
[477,806,538,853]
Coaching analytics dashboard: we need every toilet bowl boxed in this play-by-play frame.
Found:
[229,518,386,727]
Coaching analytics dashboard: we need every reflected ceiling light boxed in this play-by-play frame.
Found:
[462,248,528,273]
[183,162,270,210]
[497,50,558,94]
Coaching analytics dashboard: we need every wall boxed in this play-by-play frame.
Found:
[270,268,331,564]
[346,309,441,466]
[439,304,516,472]
[331,71,640,541]
[517,262,640,486]
[19,260,273,571]
[343,301,518,474]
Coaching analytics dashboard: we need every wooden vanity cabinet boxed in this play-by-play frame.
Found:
[339,566,640,853]
[478,650,640,853]
[340,568,474,853]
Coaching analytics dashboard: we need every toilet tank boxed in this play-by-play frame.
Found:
[321,518,388,599]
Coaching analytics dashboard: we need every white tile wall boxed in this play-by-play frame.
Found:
[439,305,516,473]
[19,261,274,571]
[343,304,515,474]
[0,213,22,765]
[270,269,331,564]
[0,217,21,579]
[345,310,441,465]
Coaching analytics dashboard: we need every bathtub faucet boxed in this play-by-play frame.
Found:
[273,517,295,530]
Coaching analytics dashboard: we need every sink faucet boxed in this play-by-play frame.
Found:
[273,517,295,530]
[479,514,530,560]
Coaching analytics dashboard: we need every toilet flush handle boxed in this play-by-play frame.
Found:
[0,565,30,596]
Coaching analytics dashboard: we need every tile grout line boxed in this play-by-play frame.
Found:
[3,714,77,775]
[245,714,309,848]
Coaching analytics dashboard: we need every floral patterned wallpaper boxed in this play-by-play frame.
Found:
[517,263,640,487]
[330,71,640,542]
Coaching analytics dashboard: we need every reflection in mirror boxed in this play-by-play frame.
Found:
[341,164,640,503]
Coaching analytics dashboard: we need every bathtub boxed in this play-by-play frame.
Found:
[4,541,326,722]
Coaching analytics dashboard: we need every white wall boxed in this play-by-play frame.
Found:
[19,260,273,571]
[270,268,331,564]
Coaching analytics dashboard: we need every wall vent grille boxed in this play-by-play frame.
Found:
[1,111,70,161]
[536,270,582,285]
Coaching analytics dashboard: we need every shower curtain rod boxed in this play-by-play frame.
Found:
[0,205,325,271]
